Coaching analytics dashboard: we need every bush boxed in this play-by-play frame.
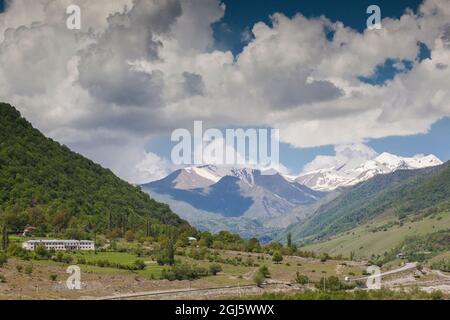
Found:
[431,290,444,300]
[272,251,283,263]
[34,244,50,260]
[16,265,23,273]
[124,230,135,242]
[134,260,146,270]
[50,274,58,281]
[161,264,209,281]
[315,276,356,291]
[76,257,87,265]
[7,243,30,260]
[24,265,33,275]
[0,252,7,267]
[258,265,271,278]
[295,272,309,285]
[253,271,265,287]
[209,263,222,276]
[0,274,5,283]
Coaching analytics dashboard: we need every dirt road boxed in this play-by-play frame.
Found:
[352,262,417,281]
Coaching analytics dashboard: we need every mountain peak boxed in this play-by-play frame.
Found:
[296,152,443,191]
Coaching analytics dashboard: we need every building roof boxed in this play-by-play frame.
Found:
[25,239,94,244]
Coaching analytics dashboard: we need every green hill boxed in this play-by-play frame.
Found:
[0,102,192,238]
[280,162,450,246]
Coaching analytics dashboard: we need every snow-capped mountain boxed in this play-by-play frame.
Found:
[140,152,442,238]
[158,165,275,190]
[295,153,442,191]
[141,166,325,237]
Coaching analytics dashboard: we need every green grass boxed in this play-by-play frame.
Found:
[74,252,141,264]
[301,211,450,259]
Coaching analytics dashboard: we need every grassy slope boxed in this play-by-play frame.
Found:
[301,211,450,259]
[294,164,449,242]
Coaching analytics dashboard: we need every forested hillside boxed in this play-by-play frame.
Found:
[0,103,192,238]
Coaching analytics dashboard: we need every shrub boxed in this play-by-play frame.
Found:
[253,271,265,287]
[0,274,5,283]
[258,265,271,278]
[209,263,222,276]
[272,251,283,263]
[34,244,50,260]
[7,243,30,260]
[295,272,309,285]
[16,265,23,273]
[315,276,356,291]
[431,290,444,300]
[124,230,135,242]
[76,257,87,265]
[50,274,58,281]
[161,264,208,281]
[134,260,146,270]
[24,265,33,275]
[0,252,7,267]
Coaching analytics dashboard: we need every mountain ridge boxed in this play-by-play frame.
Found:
[295,152,442,191]
[279,161,450,244]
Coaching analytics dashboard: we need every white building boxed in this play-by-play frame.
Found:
[22,240,95,251]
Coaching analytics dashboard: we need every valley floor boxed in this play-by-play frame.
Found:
[1,250,449,300]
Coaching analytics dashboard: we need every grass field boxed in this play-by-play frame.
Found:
[301,211,450,259]
[30,249,366,286]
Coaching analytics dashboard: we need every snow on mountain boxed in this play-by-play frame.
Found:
[295,153,443,191]
[142,165,325,226]
[162,165,266,190]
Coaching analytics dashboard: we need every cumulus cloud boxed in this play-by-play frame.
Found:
[1,0,450,182]
[302,144,378,173]
[134,151,177,184]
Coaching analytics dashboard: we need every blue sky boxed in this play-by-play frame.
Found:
[213,0,423,54]
[145,0,449,174]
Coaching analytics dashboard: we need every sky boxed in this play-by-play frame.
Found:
[1,0,450,182]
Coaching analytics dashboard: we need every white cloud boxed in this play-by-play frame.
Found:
[134,151,177,184]
[302,144,378,173]
[1,0,450,181]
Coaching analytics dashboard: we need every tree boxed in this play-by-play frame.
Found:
[287,233,292,248]
[166,236,175,266]
[1,225,9,251]
[209,263,222,276]
[272,251,283,263]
